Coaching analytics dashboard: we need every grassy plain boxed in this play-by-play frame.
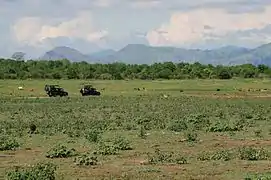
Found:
[1,78,271,180]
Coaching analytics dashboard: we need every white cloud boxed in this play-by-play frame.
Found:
[12,17,42,45]
[3,0,271,58]
[12,11,108,46]
[146,6,271,46]
[130,0,162,8]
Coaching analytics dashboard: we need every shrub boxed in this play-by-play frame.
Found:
[112,135,133,151]
[0,135,20,151]
[6,162,57,180]
[184,131,198,142]
[244,172,271,180]
[186,114,210,130]
[238,146,270,161]
[147,148,187,164]
[197,151,212,161]
[210,150,233,161]
[206,121,241,132]
[95,141,119,155]
[94,135,132,155]
[254,129,263,138]
[46,144,77,158]
[168,120,188,132]
[197,149,233,161]
[84,129,102,143]
[74,153,98,166]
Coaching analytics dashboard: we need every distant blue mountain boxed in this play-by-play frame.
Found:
[39,43,271,66]
[40,46,90,62]
[228,43,271,66]
[87,49,116,63]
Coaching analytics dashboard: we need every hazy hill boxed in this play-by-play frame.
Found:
[87,49,116,63]
[228,43,271,66]
[39,43,271,66]
[39,46,90,62]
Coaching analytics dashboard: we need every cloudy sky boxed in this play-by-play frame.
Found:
[1,0,271,58]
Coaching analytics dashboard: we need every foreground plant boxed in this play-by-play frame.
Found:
[74,153,98,166]
[238,146,270,161]
[94,135,133,155]
[197,149,234,161]
[0,135,20,151]
[6,162,57,180]
[46,144,77,158]
[147,148,188,165]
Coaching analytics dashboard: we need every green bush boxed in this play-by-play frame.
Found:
[95,141,119,155]
[244,172,271,180]
[74,153,98,166]
[112,135,133,151]
[168,120,188,132]
[94,135,132,155]
[238,146,270,161]
[46,144,77,158]
[147,148,187,164]
[0,135,20,151]
[84,129,102,143]
[197,149,233,161]
[6,162,57,180]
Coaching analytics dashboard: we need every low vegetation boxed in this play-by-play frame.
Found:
[0,135,20,151]
[6,162,57,180]
[1,79,271,179]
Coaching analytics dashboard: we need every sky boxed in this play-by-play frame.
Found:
[1,0,271,58]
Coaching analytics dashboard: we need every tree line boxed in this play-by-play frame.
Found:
[0,58,271,80]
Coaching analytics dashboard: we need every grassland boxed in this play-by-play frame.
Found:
[1,78,271,180]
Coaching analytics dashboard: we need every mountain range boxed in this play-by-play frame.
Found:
[38,43,271,66]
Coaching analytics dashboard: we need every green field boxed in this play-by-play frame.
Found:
[1,79,271,180]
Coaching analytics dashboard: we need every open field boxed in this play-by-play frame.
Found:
[1,79,271,180]
[1,78,271,98]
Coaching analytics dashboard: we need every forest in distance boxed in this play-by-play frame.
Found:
[1,58,271,80]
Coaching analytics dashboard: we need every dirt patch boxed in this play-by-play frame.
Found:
[123,158,148,166]
[13,148,43,159]
[160,164,186,172]
[184,93,271,99]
